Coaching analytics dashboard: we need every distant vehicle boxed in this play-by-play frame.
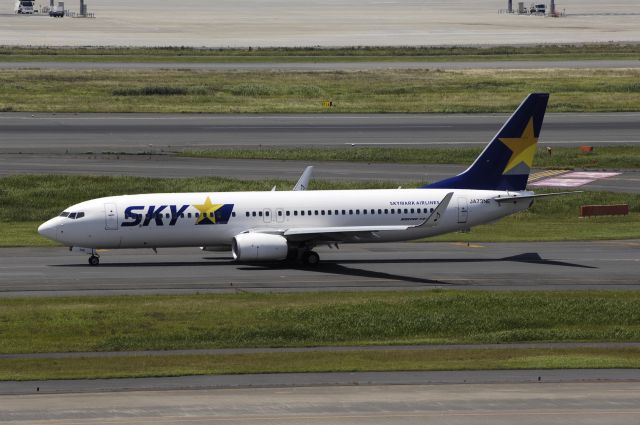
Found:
[530,3,546,14]
[49,4,65,17]
[14,0,34,14]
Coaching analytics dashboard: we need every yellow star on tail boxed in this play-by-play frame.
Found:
[193,196,223,224]
[499,118,538,173]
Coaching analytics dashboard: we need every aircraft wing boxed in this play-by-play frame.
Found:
[250,192,453,242]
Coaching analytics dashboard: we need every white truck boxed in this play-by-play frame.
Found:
[14,0,34,14]
[49,2,64,17]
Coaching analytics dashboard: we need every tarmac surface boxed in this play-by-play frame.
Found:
[3,59,640,71]
[1,240,638,296]
[2,112,638,154]
[2,112,638,192]
[1,0,640,47]
[2,379,640,424]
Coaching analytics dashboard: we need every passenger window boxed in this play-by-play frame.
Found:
[195,213,199,218]
[300,211,304,216]
[165,213,170,219]
[335,210,339,215]
[430,208,434,213]
[187,213,191,218]
[377,209,382,214]
[252,212,256,217]
[404,209,408,214]
[363,210,367,215]
[315,210,319,216]
[349,210,353,215]
[285,211,290,216]
[294,211,298,216]
[265,211,270,216]
[321,210,325,216]
[391,209,395,214]
[259,211,263,217]
[327,210,331,215]
[232,212,236,217]
[308,210,312,215]
[278,211,282,216]
[342,210,346,215]
[411,209,414,214]
[246,212,250,217]
[385,209,388,214]
[356,210,360,215]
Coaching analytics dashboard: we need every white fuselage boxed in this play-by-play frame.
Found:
[38,188,532,250]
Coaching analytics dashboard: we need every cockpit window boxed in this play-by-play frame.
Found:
[60,211,85,219]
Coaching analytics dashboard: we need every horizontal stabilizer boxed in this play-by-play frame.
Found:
[493,191,583,203]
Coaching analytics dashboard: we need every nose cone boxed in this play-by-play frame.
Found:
[38,219,58,241]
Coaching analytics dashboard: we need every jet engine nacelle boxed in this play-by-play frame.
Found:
[231,233,288,261]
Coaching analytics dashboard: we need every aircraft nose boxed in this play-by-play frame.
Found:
[38,219,58,241]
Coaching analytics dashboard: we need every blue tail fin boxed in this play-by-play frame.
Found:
[423,93,549,191]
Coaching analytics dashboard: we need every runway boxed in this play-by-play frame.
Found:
[2,112,639,154]
[3,59,640,71]
[2,379,640,424]
[1,240,638,296]
[3,155,638,193]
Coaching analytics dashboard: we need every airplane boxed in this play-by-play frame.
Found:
[38,92,575,266]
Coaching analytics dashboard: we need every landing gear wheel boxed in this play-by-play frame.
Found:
[88,255,100,266]
[302,251,320,266]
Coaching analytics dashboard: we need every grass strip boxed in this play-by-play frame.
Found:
[179,145,640,169]
[2,348,640,381]
[1,44,638,63]
[2,291,640,354]
[2,69,640,113]
[1,175,639,246]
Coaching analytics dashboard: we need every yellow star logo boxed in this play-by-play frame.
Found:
[499,118,538,173]
[193,196,223,224]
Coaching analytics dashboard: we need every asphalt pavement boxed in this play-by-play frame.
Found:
[2,112,638,153]
[2,379,640,425]
[1,240,637,296]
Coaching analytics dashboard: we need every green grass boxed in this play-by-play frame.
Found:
[2,291,640,354]
[1,175,638,246]
[2,347,640,381]
[180,145,640,169]
[2,68,640,113]
[0,44,638,63]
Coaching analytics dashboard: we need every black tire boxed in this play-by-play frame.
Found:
[88,255,100,266]
[303,251,320,266]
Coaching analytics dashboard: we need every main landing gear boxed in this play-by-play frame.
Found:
[302,250,320,266]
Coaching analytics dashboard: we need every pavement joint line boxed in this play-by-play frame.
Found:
[2,342,640,360]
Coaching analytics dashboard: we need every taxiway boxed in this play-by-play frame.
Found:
[0,240,637,297]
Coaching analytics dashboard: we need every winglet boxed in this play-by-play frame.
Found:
[293,166,314,191]
[416,192,454,228]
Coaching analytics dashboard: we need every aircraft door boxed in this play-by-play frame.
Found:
[263,208,272,223]
[276,208,285,223]
[457,197,468,223]
[105,203,118,230]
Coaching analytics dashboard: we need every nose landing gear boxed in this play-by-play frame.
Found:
[88,255,100,266]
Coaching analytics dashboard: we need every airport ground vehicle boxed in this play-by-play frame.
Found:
[14,0,34,14]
